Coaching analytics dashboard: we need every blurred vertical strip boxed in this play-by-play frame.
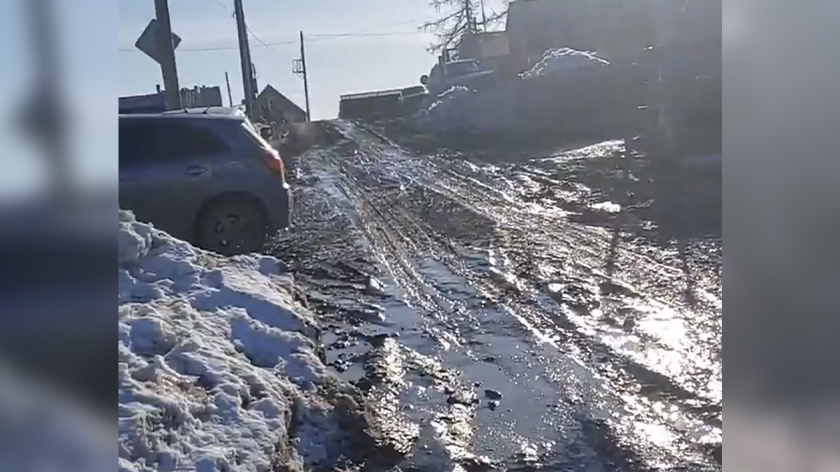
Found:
[0,0,115,431]
[18,0,73,205]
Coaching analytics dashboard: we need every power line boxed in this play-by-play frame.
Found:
[120,3,434,53]
[242,17,274,49]
[309,31,425,39]
[119,31,423,52]
[208,0,274,50]
[343,14,438,35]
[213,0,434,47]
[210,0,232,14]
[119,41,291,52]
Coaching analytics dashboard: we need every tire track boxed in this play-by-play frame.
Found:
[341,121,722,406]
[278,121,721,471]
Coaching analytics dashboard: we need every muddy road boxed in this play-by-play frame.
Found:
[272,121,722,471]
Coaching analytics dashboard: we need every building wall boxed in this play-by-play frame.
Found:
[505,0,720,72]
[180,86,223,108]
[506,0,656,70]
[255,88,307,124]
[458,32,510,61]
[119,93,165,113]
[119,85,223,113]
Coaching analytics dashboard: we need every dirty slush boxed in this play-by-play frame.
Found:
[272,121,722,472]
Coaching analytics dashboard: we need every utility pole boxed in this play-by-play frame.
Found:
[299,31,311,122]
[233,0,255,117]
[224,72,234,107]
[153,0,181,109]
[251,62,259,98]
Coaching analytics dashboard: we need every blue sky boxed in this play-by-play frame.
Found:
[118,0,485,119]
[0,0,505,199]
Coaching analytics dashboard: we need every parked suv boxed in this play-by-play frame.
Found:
[119,108,291,255]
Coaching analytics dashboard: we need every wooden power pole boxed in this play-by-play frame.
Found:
[299,31,311,121]
[224,72,234,107]
[233,0,256,117]
[153,0,181,109]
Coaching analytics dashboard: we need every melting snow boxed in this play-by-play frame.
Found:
[589,201,622,213]
[519,48,610,79]
[118,210,363,472]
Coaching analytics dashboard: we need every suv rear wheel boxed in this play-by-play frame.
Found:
[195,196,268,256]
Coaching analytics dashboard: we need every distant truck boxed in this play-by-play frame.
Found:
[339,89,404,121]
[421,59,497,96]
[400,85,429,115]
[339,85,431,121]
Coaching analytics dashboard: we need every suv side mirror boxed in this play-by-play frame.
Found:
[420,75,429,85]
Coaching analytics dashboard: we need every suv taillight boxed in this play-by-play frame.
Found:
[263,149,285,178]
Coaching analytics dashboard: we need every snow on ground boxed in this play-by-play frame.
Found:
[408,48,610,135]
[412,86,475,132]
[118,210,369,472]
[519,48,610,79]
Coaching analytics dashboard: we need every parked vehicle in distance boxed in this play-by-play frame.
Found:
[119,107,291,256]
[400,85,429,115]
[339,89,404,121]
[423,59,496,96]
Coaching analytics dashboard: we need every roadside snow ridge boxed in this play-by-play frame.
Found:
[118,210,359,472]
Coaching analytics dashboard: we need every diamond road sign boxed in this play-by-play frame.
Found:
[134,19,181,65]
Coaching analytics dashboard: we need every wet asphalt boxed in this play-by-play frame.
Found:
[271,121,722,472]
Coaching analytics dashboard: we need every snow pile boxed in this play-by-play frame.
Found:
[408,83,516,135]
[437,84,471,99]
[589,201,622,214]
[519,48,610,79]
[427,85,472,115]
[118,210,371,472]
[408,49,610,136]
[411,85,473,131]
[406,49,611,137]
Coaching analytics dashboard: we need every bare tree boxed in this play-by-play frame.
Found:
[482,0,511,30]
[420,0,479,54]
[420,0,511,54]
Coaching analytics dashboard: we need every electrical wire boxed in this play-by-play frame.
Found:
[208,0,275,50]
[119,4,433,53]
[119,31,423,52]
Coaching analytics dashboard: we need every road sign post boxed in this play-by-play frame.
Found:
[135,12,182,109]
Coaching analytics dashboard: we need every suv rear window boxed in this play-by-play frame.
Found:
[119,119,231,167]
